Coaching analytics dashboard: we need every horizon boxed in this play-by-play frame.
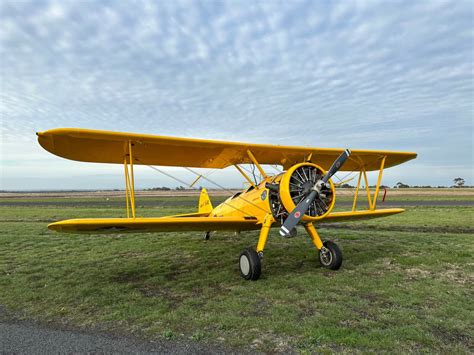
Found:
[1,178,471,193]
[1,0,472,189]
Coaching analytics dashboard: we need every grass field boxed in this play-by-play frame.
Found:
[0,190,473,353]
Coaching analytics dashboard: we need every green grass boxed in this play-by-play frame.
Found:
[0,195,473,353]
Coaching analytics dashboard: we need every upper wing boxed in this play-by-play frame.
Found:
[48,216,260,233]
[37,128,417,171]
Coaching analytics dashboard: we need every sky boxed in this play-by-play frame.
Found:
[0,0,472,190]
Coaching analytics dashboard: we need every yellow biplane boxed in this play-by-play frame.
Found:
[37,128,416,280]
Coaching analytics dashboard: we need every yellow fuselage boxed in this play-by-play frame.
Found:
[211,176,277,224]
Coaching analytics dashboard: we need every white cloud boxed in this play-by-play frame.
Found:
[0,0,472,189]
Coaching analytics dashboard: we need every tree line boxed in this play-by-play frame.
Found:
[339,177,468,189]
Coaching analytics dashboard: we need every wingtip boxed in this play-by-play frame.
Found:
[47,221,61,232]
[37,131,54,153]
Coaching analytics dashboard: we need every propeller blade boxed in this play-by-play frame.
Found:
[279,149,351,237]
[279,190,318,237]
[322,149,351,183]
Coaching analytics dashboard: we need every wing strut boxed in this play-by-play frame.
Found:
[247,150,267,179]
[352,155,386,211]
[124,141,136,218]
[234,164,256,188]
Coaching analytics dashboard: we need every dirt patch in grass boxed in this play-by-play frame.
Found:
[430,325,472,346]
[137,285,185,307]
[438,264,474,285]
[404,264,474,285]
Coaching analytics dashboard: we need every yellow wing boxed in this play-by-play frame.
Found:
[48,216,260,233]
[37,128,417,171]
[48,209,404,233]
[321,208,404,223]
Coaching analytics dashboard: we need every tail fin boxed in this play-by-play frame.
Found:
[198,188,213,215]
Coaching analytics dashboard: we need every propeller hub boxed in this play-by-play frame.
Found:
[301,180,314,195]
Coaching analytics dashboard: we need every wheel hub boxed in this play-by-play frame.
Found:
[320,246,333,265]
[239,255,250,275]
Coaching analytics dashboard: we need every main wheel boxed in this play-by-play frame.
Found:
[319,241,343,270]
[239,248,261,280]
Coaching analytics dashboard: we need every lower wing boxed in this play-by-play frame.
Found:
[48,216,259,233]
[48,209,403,234]
[320,208,404,223]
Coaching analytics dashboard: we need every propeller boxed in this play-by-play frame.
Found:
[279,149,351,237]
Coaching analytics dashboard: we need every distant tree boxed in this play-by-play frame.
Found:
[340,183,354,188]
[394,182,410,188]
[453,177,465,188]
[175,185,186,190]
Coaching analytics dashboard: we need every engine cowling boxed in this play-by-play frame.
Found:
[269,163,335,224]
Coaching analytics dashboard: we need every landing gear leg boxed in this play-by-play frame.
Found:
[304,223,343,270]
[239,214,274,280]
[256,214,274,257]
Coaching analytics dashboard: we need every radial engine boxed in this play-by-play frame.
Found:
[267,163,336,225]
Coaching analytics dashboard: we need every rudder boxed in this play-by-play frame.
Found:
[198,188,213,215]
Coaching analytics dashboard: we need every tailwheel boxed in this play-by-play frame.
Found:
[319,241,343,270]
[239,248,261,280]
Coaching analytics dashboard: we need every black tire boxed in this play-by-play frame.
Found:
[239,248,261,280]
[319,241,343,270]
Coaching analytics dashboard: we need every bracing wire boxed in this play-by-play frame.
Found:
[251,164,258,184]
[147,165,196,189]
[145,165,256,217]
[333,170,357,185]
[271,165,283,174]
[184,166,271,215]
[143,160,267,217]
[143,155,358,218]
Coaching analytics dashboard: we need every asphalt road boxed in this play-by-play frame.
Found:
[0,319,233,354]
